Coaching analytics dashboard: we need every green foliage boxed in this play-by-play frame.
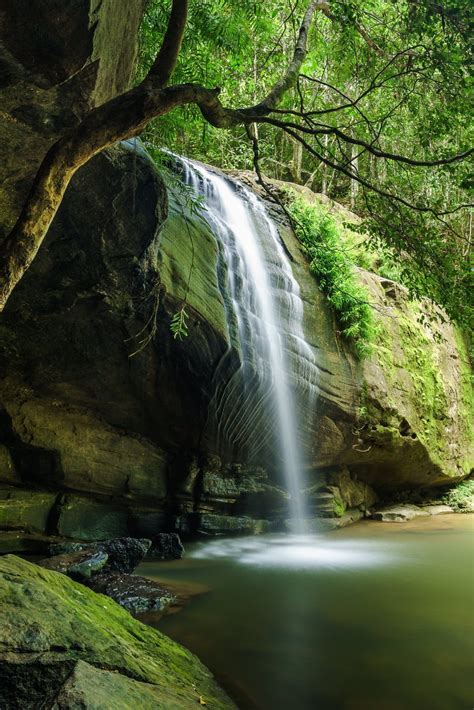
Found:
[441,479,474,511]
[170,306,189,340]
[137,0,472,328]
[286,192,375,358]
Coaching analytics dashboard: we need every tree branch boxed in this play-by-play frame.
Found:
[241,0,321,116]
[147,0,189,86]
[257,114,474,168]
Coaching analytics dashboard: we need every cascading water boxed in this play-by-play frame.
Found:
[173,155,318,530]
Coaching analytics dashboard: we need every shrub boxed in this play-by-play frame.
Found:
[286,193,375,359]
[441,479,474,512]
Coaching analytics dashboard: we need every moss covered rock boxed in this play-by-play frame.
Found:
[0,555,234,708]
[51,659,211,710]
[0,488,57,534]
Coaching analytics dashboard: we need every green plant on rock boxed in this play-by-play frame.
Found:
[441,479,474,512]
[170,307,189,340]
[286,192,375,359]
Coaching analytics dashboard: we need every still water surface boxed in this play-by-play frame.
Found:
[139,515,474,710]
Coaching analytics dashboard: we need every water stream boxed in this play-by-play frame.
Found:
[174,156,318,527]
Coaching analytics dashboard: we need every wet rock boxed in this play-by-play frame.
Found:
[40,550,108,581]
[286,508,364,532]
[0,532,59,555]
[177,512,273,536]
[148,533,184,560]
[49,537,152,573]
[87,572,175,614]
[0,555,234,709]
[371,504,430,522]
[304,468,378,521]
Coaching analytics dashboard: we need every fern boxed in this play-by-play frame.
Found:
[170,307,189,340]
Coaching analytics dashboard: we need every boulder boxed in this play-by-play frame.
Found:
[148,533,185,560]
[371,504,430,522]
[0,555,234,709]
[87,572,175,614]
[40,550,108,581]
[49,537,152,573]
[51,659,209,710]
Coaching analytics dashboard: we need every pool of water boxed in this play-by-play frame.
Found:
[138,514,474,710]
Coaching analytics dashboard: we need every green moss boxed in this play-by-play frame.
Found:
[286,192,376,358]
[332,495,346,518]
[0,555,234,708]
[0,490,57,534]
[453,328,474,461]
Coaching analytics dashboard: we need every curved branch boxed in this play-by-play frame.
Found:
[147,0,189,86]
[242,0,321,116]
[258,115,474,168]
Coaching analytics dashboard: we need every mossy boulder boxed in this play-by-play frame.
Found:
[51,659,210,710]
[0,555,234,708]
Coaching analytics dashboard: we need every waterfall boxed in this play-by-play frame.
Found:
[173,155,318,529]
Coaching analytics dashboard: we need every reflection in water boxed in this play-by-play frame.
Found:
[139,515,474,710]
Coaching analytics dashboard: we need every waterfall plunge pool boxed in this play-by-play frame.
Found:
[138,514,474,710]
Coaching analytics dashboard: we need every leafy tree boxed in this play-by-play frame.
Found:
[0,0,472,327]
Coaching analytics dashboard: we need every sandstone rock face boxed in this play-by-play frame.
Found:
[0,556,234,708]
[237,174,472,491]
[0,141,471,542]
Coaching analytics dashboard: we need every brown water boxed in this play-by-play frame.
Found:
[138,514,474,710]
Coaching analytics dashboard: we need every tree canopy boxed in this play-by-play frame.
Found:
[1,0,472,327]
